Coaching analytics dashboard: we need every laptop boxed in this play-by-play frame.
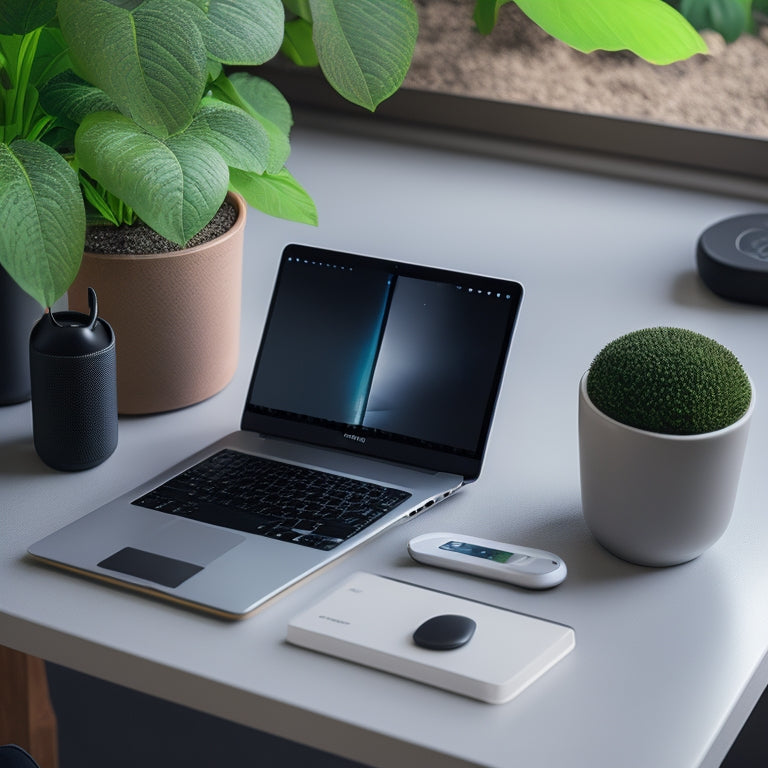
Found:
[28,244,524,618]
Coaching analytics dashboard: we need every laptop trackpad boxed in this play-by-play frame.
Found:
[98,520,245,588]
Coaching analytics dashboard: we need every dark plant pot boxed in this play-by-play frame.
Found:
[0,265,42,405]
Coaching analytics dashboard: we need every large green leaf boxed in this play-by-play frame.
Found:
[514,0,708,64]
[58,0,208,137]
[40,71,118,124]
[216,72,292,172]
[0,140,84,307]
[229,167,317,225]
[200,0,284,65]
[76,111,229,244]
[0,0,57,35]
[308,0,418,111]
[188,99,270,173]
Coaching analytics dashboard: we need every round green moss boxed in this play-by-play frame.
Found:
[587,327,751,435]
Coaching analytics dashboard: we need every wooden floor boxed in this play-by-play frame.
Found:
[0,648,58,768]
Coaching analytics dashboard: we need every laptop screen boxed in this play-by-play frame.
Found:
[242,245,523,480]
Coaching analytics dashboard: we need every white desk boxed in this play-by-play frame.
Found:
[2,121,768,768]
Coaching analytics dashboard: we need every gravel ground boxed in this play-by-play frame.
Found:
[406,0,768,138]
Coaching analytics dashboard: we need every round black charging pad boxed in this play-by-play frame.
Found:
[697,213,768,306]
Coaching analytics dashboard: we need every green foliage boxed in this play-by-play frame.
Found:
[674,0,752,43]
[280,0,418,110]
[309,0,419,111]
[473,0,708,63]
[51,0,307,244]
[0,0,57,36]
[282,18,319,66]
[0,16,82,307]
[1,0,420,306]
[0,140,84,306]
[0,0,709,308]
[587,327,751,435]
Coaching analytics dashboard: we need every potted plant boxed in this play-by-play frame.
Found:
[0,0,421,411]
[0,0,707,410]
[578,327,754,566]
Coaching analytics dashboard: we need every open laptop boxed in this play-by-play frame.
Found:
[28,244,523,618]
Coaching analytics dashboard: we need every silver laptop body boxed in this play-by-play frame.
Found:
[29,244,524,618]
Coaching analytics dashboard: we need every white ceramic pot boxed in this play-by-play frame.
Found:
[578,372,754,566]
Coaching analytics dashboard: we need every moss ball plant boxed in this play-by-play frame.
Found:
[586,327,751,435]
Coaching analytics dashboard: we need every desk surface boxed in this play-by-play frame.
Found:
[2,122,768,768]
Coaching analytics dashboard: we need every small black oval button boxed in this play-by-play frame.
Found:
[413,614,476,650]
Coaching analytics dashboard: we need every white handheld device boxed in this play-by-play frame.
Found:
[407,532,567,589]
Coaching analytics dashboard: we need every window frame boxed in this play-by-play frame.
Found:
[263,64,768,202]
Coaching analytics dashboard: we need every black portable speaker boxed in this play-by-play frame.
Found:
[29,288,118,471]
[696,213,768,305]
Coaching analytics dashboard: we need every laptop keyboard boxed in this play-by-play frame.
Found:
[132,449,412,551]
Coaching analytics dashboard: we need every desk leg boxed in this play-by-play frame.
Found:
[0,646,59,768]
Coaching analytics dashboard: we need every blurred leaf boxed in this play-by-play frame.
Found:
[680,0,750,41]
[473,0,512,34]
[515,0,708,63]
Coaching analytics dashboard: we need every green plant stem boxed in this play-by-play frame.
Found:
[0,28,47,144]
[0,37,13,142]
[16,30,40,136]
[79,170,137,227]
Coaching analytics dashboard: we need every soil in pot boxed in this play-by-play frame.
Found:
[84,200,238,255]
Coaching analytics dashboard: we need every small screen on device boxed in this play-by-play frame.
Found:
[440,541,514,563]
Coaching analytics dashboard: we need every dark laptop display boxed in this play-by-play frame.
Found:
[244,245,523,479]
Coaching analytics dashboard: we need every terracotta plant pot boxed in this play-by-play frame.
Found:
[69,193,246,414]
[578,372,754,566]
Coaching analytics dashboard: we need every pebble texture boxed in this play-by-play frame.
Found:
[407,1,768,138]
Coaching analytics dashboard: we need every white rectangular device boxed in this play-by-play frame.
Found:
[286,572,575,704]
[408,533,567,589]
